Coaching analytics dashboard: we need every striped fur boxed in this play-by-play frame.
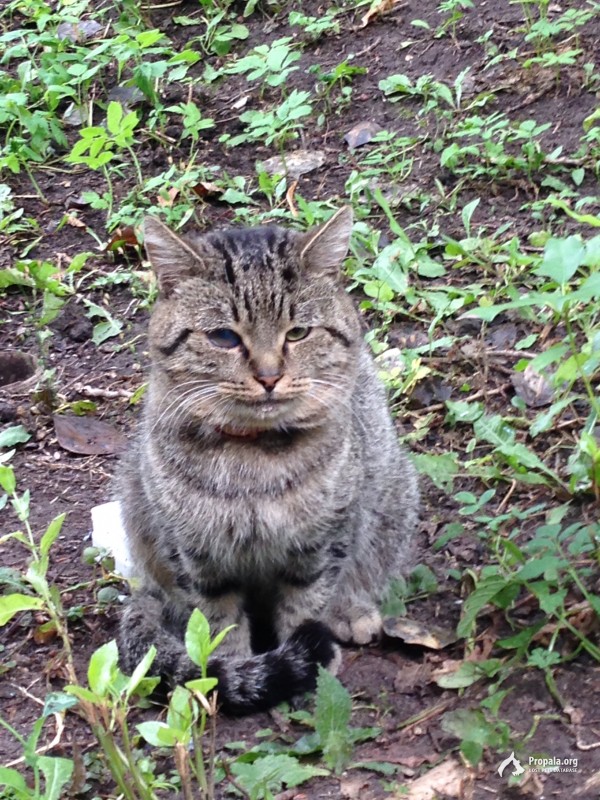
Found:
[117,208,419,714]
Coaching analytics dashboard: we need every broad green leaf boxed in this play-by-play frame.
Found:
[0,465,16,494]
[517,555,566,581]
[315,667,353,773]
[167,686,193,734]
[0,593,43,626]
[185,608,211,669]
[106,101,123,135]
[137,720,181,747]
[473,414,514,447]
[534,235,585,283]
[42,691,78,717]
[186,677,218,695]
[0,425,31,448]
[445,400,484,424]
[413,453,459,492]
[87,639,119,696]
[38,755,74,800]
[231,753,328,798]
[435,662,484,689]
[63,685,101,704]
[0,767,28,795]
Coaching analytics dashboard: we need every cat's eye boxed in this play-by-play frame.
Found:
[206,328,242,349]
[286,327,311,342]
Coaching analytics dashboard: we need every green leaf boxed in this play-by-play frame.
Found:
[136,720,181,747]
[534,235,586,283]
[167,686,193,735]
[457,575,507,638]
[0,465,16,493]
[517,555,565,581]
[315,667,353,773]
[445,400,484,424]
[208,623,236,656]
[42,691,78,717]
[63,685,101,704]
[527,648,562,669]
[40,514,66,560]
[0,425,31,448]
[87,639,119,696]
[185,608,211,670]
[106,101,123,135]
[435,661,486,689]
[350,760,397,775]
[546,197,600,228]
[38,755,74,800]
[0,593,43,626]
[461,198,480,234]
[231,754,328,798]
[124,645,157,700]
[0,767,29,796]
[413,453,459,492]
[186,677,218,695]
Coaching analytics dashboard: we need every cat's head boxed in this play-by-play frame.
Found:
[143,208,361,436]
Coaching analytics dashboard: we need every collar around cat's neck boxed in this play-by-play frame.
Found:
[215,424,268,441]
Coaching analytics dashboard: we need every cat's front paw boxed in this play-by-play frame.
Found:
[326,606,382,645]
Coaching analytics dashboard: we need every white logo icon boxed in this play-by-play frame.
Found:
[498,752,525,778]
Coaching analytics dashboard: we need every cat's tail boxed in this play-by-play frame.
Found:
[205,621,339,716]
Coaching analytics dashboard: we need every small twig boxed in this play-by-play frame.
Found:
[496,480,517,514]
[353,35,382,58]
[72,382,134,400]
[221,758,252,800]
[407,383,510,416]
[397,700,451,732]
[4,688,65,767]
[576,731,600,751]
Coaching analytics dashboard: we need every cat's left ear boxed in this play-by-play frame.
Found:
[300,206,353,277]
[143,216,205,297]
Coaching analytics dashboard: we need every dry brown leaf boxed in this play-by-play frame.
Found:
[65,214,86,228]
[360,0,403,28]
[192,181,222,199]
[259,150,326,179]
[286,180,299,218]
[340,776,370,799]
[401,758,470,800]
[33,620,59,645]
[156,187,180,207]
[344,120,383,149]
[393,661,431,693]
[53,414,126,455]
[383,617,460,649]
[105,226,140,252]
[511,364,554,407]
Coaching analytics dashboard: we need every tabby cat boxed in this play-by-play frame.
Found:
[117,207,419,714]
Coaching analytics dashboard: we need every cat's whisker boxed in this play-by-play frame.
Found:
[147,385,221,438]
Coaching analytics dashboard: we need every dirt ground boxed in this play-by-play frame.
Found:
[1,0,600,797]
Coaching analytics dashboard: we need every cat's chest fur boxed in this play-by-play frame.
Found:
[141,421,358,573]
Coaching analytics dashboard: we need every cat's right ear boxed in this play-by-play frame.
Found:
[143,217,204,297]
[300,206,353,278]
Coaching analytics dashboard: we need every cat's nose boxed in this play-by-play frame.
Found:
[255,371,281,392]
